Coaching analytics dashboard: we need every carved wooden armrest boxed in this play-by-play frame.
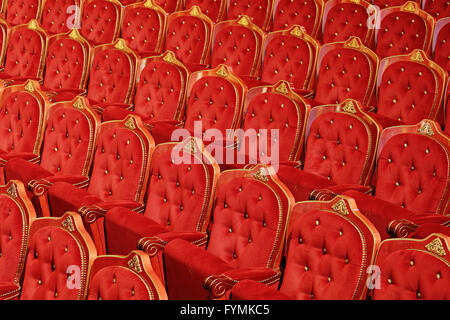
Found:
[387,219,419,238]
[309,188,338,201]
[79,205,107,224]
[138,232,209,257]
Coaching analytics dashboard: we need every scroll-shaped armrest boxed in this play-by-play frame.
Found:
[29,175,89,197]
[231,279,292,300]
[204,267,281,299]
[310,184,373,201]
[50,88,86,102]
[79,200,145,224]
[91,102,133,114]
[102,106,136,122]
[144,119,185,145]
[0,153,40,167]
[138,231,209,257]
[388,215,450,238]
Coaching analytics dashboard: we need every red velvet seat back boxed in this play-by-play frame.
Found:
[3,20,47,80]
[371,234,450,299]
[211,16,264,78]
[87,251,167,300]
[42,0,79,35]
[43,29,92,92]
[40,97,100,177]
[87,39,137,106]
[432,17,450,75]
[322,0,375,47]
[373,0,420,9]
[281,196,380,299]
[227,0,274,31]
[242,81,310,162]
[185,0,227,22]
[165,6,213,68]
[374,120,450,215]
[80,0,122,46]
[134,51,188,122]
[0,80,50,154]
[0,19,8,69]
[272,0,324,38]
[303,99,382,185]
[315,37,379,106]
[20,212,97,300]
[375,1,435,59]
[121,0,167,57]
[376,49,447,125]
[154,0,182,13]
[5,0,41,26]
[423,0,450,19]
[144,137,220,232]
[87,115,154,203]
[206,165,294,269]
[0,181,36,289]
[261,25,319,93]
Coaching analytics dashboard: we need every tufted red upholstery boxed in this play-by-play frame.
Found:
[185,0,227,22]
[375,1,435,59]
[154,0,182,13]
[315,37,379,106]
[80,0,122,46]
[423,0,450,18]
[272,0,324,38]
[165,6,213,71]
[322,0,376,47]
[0,19,8,69]
[370,234,450,299]
[373,0,420,9]
[211,16,264,79]
[163,165,295,299]
[432,17,450,75]
[120,0,167,57]
[261,25,320,93]
[5,0,41,26]
[41,0,79,35]
[227,0,274,31]
[0,181,36,300]
[375,49,447,125]
[19,212,97,300]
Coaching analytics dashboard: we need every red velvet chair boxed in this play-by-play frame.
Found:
[422,0,450,19]
[272,0,324,38]
[165,6,213,72]
[227,0,274,32]
[154,0,183,14]
[314,36,379,107]
[322,0,377,47]
[86,38,138,114]
[4,97,100,216]
[0,20,47,86]
[277,99,382,202]
[374,1,435,59]
[80,0,122,46]
[184,0,227,23]
[86,250,167,300]
[373,0,420,9]
[18,212,97,300]
[432,17,450,75]
[104,137,219,282]
[0,19,9,70]
[211,16,264,80]
[120,0,167,58]
[41,0,80,35]
[153,164,294,300]
[0,80,51,184]
[41,29,92,103]
[46,115,155,255]
[0,181,37,300]
[368,233,450,299]
[5,0,42,27]
[230,195,381,300]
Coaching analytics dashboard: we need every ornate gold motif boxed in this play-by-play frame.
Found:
[114,39,126,50]
[6,184,17,198]
[143,0,154,8]
[62,216,75,232]
[332,199,349,215]
[216,65,228,77]
[346,37,360,49]
[403,2,417,12]
[163,51,176,63]
[24,81,35,92]
[28,19,39,30]
[124,117,137,130]
[290,26,303,37]
[411,50,424,62]
[425,238,446,256]
[183,139,197,154]
[275,82,289,94]
[128,255,143,273]
[349,0,360,3]
[417,122,435,136]
[237,16,250,27]
[190,5,201,16]
[73,98,85,110]
[342,100,357,114]
[68,29,80,40]
[253,167,269,182]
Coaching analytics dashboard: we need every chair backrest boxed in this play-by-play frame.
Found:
[121,0,167,57]
[184,0,227,23]
[43,29,92,92]
[211,16,264,79]
[206,165,295,269]
[261,25,320,93]
[281,195,381,299]
[87,115,154,203]
[165,6,213,68]
[241,81,310,163]
[0,181,36,297]
[86,39,138,107]
[303,99,382,185]
[143,137,220,232]
[373,0,420,9]
[80,0,122,46]
[422,0,450,19]
[371,233,450,300]
[375,1,435,59]
[432,17,450,75]
[226,0,274,32]
[134,51,189,122]
[153,0,182,13]
[376,49,447,125]
[39,97,100,178]
[87,250,167,300]
[374,119,450,215]
[0,80,50,155]
[315,36,379,106]
[272,0,324,38]
[0,19,9,69]
[41,0,80,35]
[5,0,42,26]
[3,20,47,80]
[20,212,97,300]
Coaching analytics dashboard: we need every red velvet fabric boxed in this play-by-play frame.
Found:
[231,279,290,300]
[412,224,450,238]
[5,0,40,26]
[185,0,225,22]
[272,0,321,36]
[227,0,272,31]
[0,281,20,300]
[80,0,120,46]
[434,20,450,74]
[423,0,450,19]
[42,0,77,35]
[154,0,181,13]
[374,0,419,9]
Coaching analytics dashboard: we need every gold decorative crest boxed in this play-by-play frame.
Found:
[163,51,176,63]
[183,138,197,154]
[24,81,35,92]
[346,37,360,49]
[237,16,250,27]
[411,50,424,62]
[190,5,201,16]
[403,2,417,12]
[68,28,81,40]
[253,167,269,182]
[114,39,126,50]
[28,19,39,30]
[73,98,85,110]
[124,117,137,130]
[128,255,143,273]
[290,26,303,37]
[62,216,75,232]
[425,238,446,256]
[332,199,349,216]
[417,121,435,136]
[6,184,18,198]
[275,82,289,94]
[342,100,357,114]
[216,65,228,77]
